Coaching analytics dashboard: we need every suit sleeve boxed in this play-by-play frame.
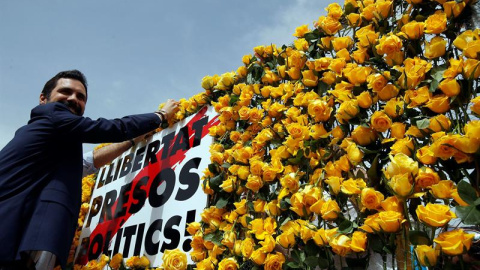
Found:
[50,103,161,143]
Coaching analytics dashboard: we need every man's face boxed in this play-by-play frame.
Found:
[39,78,87,116]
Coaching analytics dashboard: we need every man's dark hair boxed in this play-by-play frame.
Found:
[41,70,88,99]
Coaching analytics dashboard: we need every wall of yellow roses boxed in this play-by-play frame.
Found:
[70,0,480,269]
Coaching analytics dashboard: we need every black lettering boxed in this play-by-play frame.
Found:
[96,167,106,188]
[133,223,145,256]
[183,210,196,252]
[119,153,134,178]
[191,116,209,147]
[161,215,181,253]
[175,158,201,201]
[88,233,103,261]
[105,163,115,185]
[129,176,149,214]
[161,132,175,159]
[102,231,113,257]
[170,126,190,156]
[99,190,117,223]
[122,225,137,258]
[113,227,123,255]
[149,168,176,208]
[114,182,132,219]
[131,146,146,173]
[145,219,163,255]
[113,157,124,181]
[144,140,160,167]
[86,196,103,228]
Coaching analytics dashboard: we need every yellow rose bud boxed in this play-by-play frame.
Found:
[371,111,392,132]
[351,231,368,252]
[400,21,425,39]
[330,235,352,256]
[236,66,247,78]
[356,25,379,47]
[264,252,286,270]
[302,70,318,87]
[416,146,437,165]
[381,196,403,212]
[376,34,402,55]
[293,24,310,38]
[201,75,215,90]
[347,13,362,27]
[326,2,343,19]
[391,137,414,156]
[377,211,405,233]
[391,122,406,139]
[415,245,439,267]
[316,15,342,35]
[351,126,377,145]
[320,199,341,220]
[425,12,447,34]
[430,180,454,199]
[389,173,414,198]
[416,203,456,227]
[384,98,404,118]
[361,187,384,210]
[438,78,460,97]
[109,253,123,270]
[443,1,466,18]
[250,249,267,265]
[434,229,474,256]
[425,36,447,59]
[219,257,239,270]
[346,143,364,165]
[425,94,450,113]
[463,59,480,79]
[360,213,381,233]
[357,91,373,108]
[332,36,353,52]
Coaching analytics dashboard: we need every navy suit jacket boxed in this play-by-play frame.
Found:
[0,102,161,266]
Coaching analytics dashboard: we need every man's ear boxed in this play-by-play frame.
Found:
[39,93,47,104]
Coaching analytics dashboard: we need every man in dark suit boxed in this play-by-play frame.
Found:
[0,70,179,270]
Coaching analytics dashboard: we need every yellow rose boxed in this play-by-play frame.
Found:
[381,196,403,212]
[293,24,310,38]
[471,96,480,115]
[241,237,255,258]
[242,54,252,65]
[425,12,447,34]
[332,36,353,52]
[109,253,123,270]
[308,99,332,122]
[376,84,399,101]
[346,143,364,165]
[400,21,425,39]
[344,64,372,85]
[316,16,342,35]
[429,114,451,133]
[218,257,239,270]
[301,70,318,87]
[415,167,440,189]
[320,199,341,220]
[352,47,370,64]
[321,71,337,85]
[443,1,466,18]
[341,178,364,195]
[246,175,264,192]
[430,180,454,199]
[351,231,368,252]
[250,248,267,265]
[371,111,392,132]
[347,13,362,27]
[405,86,431,108]
[434,229,475,256]
[416,146,437,165]
[463,59,480,79]
[216,71,236,90]
[326,2,343,19]
[196,259,215,270]
[276,231,296,248]
[453,30,480,59]
[360,213,381,233]
[385,153,419,178]
[425,36,447,59]
[357,91,373,108]
[416,203,456,227]
[389,173,414,198]
[356,25,379,47]
[398,57,432,89]
[264,252,285,270]
[330,235,352,256]
[425,94,450,113]
[325,176,343,195]
[391,137,414,156]
[391,122,406,139]
[201,75,215,90]
[361,187,384,210]
[438,78,460,97]
[384,98,404,118]
[351,126,377,145]
[376,33,402,55]
[336,99,360,124]
[377,211,405,233]
[293,38,309,52]
[375,0,393,19]
[415,245,439,267]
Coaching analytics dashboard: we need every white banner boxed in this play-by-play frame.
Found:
[75,106,219,266]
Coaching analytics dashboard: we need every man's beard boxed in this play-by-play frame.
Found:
[59,100,82,116]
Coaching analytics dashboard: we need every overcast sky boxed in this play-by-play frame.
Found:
[0,0,335,152]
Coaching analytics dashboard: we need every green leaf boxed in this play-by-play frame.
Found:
[429,65,447,92]
[221,163,231,168]
[455,205,480,225]
[338,219,354,234]
[304,240,319,256]
[305,256,319,268]
[228,95,239,106]
[317,81,329,96]
[209,173,224,188]
[458,181,477,205]
[367,154,381,186]
[318,258,329,269]
[203,232,223,245]
[416,119,430,130]
[409,230,432,245]
[475,198,480,206]
[215,197,228,208]
[344,2,356,15]
[208,163,218,174]
[286,262,301,269]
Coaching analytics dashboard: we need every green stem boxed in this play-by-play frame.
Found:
[430,227,436,243]
[458,255,465,270]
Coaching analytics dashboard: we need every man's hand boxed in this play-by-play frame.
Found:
[157,99,180,121]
